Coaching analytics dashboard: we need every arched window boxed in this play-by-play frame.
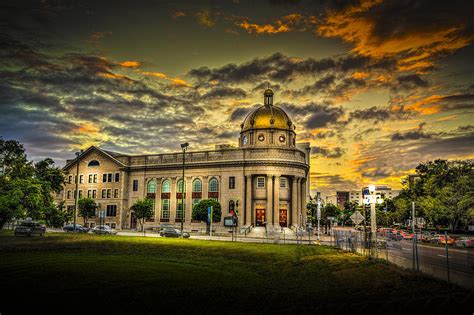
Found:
[192,179,202,192]
[147,180,156,193]
[162,180,170,193]
[177,179,186,193]
[209,178,219,192]
[229,200,235,213]
[88,160,100,167]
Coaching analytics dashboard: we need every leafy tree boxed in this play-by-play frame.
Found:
[43,201,70,228]
[192,199,221,233]
[341,201,360,226]
[78,197,97,226]
[130,198,154,232]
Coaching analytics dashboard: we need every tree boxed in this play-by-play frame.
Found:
[130,198,154,232]
[43,201,70,228]
[192,199,221,233]
[341,201,360,226]
[321,204,340,233]
[78,198,97,226]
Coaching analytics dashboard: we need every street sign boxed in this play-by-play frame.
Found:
[350,211,364,225]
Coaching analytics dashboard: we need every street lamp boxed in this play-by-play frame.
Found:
[73,150,83,232]
[363,185,384,233]
[180,142,189,237]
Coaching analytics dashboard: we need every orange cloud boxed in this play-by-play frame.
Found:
[171,11,186,19]
[143,71,191,87]
[119,61,141,68]
[98,72,131,81]
[237,14,316,35]
[196,10,217,28]
[316,1,474,72]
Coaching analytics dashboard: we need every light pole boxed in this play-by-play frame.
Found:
[363,185,383,257]
[316,194,321,244]
[180,142,189,237]
[73,150,83,232]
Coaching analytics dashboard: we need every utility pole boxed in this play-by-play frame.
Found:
[73,150,82,232]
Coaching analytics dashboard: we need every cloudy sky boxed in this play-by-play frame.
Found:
[1,0,473,195]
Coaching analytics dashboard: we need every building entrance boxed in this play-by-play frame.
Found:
[256,208,266,226]
[279,209,288,227]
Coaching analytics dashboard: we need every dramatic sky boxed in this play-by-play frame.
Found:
[1,0,474,195]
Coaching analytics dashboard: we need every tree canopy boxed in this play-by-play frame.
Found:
[192,199,221,224]
[130,198,154,231]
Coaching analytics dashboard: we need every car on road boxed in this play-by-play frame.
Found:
[160,227,190,238]
[91,225,117,235]
[421,231,435,243]
[63,224,89,233]
[14,221,46,237]
[431,234,455,245]
[454,237,474,248]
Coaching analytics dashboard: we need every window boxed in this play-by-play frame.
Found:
[111,223,116,229]
[74,175,77,184]
[114,189,119,198]
[192,179,202,192]
[115,173,120,182]
[92,190,97,198]
[106,205,117,217]
[67,190,71,199]
[280,177,286,188]
[133,180,139,192]
[161,180,170,193]
[79,175,84,184]
[257,177,265,188]
[88,160,100,167]
[161,199,170,219]
[108,173,112,183]
[229,200,235,213]
[229,177,235,189]
[68,175,72,184]
[78,190,83,198]
[103,174,107,183]
[176,200,185,219]
[88,174,93,183]
[147,180,157,193]
[209,178,218,192]
[88,190,92,198]
[107,189,111,199]
[101,189,106,198]
[93,174,97,183]
[177,179,186,193]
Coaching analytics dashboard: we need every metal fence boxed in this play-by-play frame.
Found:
[331,229,474,289]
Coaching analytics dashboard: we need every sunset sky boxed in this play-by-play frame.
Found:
[1,0,473,195]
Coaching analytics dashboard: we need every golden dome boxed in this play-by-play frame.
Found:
[241,104,293,131]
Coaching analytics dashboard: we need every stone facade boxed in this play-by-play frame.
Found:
[61,90,310,230]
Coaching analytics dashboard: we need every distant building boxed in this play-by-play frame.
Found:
[361,185,400,203]
[335,186,400,208]
[336,191,349,209]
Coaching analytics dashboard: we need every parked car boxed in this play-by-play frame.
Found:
[91,225,117,235]
[387,231,403,241]
[160,227,190,238]
[63,223,89,233]
[431,234,455,245]
[454,237,473,248]
[401,231,414,240]
[14,221,46,236]
[421,231,435,243]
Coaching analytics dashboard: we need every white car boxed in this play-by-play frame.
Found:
[91,225,117,235]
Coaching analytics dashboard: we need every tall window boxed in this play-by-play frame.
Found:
[209,178,219,192]
[147,180,157,193]
[161,199,170,219]
[106,205,117,217]
[176,200,185,219]
[177,179,186,193]
[133,180,139,191]
[229,177,235,189]
[192,179,202,192]
[114,189,119,198]
[161,180,170,193]
[257,177,265,188]
[280,177,286,188]
[79,175,84,184]
[88,174,93,183]
[68,176,72,184]
[115,173,120,182]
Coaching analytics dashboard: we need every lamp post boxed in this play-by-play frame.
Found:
[364,185,383,257]
[73,150,83,232]
[180,142,189,237]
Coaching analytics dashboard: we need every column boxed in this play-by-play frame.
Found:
[291,176,297,227]
[169,177,177,223]
[245,175,252,226]
[202,176,209,200]
[296,177,301,227]
[301,179,306,225]
[273,175,280,228]
[266,174,273,228]
[185,176,193,226]
[155,178,162,222]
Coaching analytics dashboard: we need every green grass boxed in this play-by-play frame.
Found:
[0,233,472,314]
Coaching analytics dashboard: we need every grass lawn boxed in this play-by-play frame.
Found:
[0,233,472,314]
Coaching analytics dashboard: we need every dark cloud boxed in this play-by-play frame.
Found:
[281,102,345,129]
[394,74,430,91]
[353,127,380,141]
[201,86,247,99]
[349,106,413,124]
[311,146,345,158]
[391,123,434,141]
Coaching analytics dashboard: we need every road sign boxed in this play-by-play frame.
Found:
[350,211,364,225]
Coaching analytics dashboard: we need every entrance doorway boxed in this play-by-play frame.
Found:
[279,209,288,227]
[256,208,266,226]
[130,212,137,230]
